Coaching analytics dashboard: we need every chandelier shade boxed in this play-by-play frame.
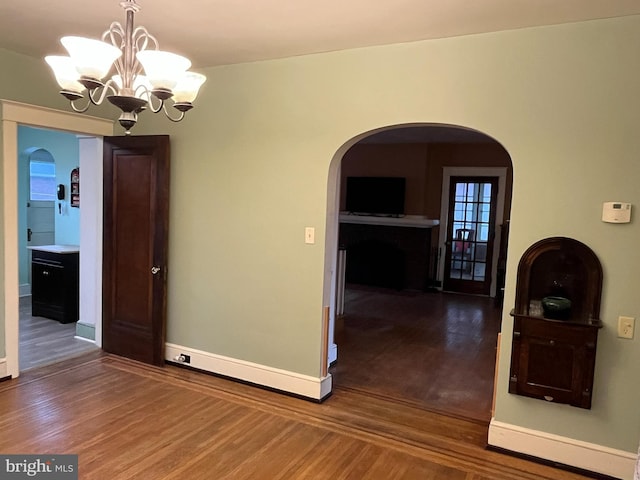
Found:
[45,0,206,134]
[135,50,191,91]
[61,36,123,81]
[45,56,87,94]
[172,73,207,104]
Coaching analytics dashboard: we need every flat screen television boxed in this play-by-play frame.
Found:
[345,176,406,216]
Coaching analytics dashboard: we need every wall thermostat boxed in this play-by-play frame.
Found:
[602,202,631,223]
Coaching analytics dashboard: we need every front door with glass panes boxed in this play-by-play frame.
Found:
[443,176,498,295]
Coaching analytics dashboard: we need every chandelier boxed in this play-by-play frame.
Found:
[45,0,206,134]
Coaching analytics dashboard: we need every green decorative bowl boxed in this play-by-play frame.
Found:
[541,296,572,320]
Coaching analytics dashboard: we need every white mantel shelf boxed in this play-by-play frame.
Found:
[339,213,439,228]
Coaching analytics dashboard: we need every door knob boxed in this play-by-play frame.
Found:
[151,266,161,275]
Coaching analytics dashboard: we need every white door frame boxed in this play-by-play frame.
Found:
[437,166,507,297]
[1,100,113,378]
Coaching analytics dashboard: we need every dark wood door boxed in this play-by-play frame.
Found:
[103,135,170,366]
[443,176,498,295]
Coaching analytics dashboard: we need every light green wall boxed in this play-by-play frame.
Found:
[0,48,74,111]
[1,16,639,453]
[17,126,80,286]
[0,118,4,358]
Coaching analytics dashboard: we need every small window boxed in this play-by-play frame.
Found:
[30,160,56,201]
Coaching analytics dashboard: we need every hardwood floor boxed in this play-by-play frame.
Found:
[0,353,593,479]
[330,286,502,422]
[19,295,99,371]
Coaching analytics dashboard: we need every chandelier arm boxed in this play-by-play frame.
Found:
[103,79,118,96]
[103,22,127,84]
[112,57,125,81]
[162,103,186,123]
[134,84,150,101]
[132,29,148,57]
[88,81,117,106]
[132,26,159,53]
[104,22,125,48]
[69,98,92,114]
[145,93,164,113]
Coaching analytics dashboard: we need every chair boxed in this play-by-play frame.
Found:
[453,228,475,272]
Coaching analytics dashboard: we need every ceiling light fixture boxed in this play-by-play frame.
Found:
[45,0,206,134]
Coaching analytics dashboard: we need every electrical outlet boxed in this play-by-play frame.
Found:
[175,353,191,364]
[617,316,635,339]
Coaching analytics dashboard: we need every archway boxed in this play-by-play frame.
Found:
[323,123,513,421]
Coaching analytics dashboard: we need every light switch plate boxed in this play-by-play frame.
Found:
[304,227,315,244]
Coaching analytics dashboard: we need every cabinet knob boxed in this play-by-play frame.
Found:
[151,266,161,275]
[42,270,49,276]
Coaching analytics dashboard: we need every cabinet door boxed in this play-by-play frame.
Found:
[32,262,64,311]
[510,317,597,409]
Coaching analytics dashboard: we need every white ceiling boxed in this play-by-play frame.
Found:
[1,0,639,68]
[2,1,638,144]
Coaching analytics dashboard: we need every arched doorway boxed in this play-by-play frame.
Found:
[324,123,513,422]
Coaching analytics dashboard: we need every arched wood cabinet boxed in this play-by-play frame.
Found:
[509,237,603,409]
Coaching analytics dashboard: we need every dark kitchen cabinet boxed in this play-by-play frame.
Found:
[509,237,603,409]
[31,247,79,324]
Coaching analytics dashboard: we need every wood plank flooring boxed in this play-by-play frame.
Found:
[19,295,99,371]
[0,353,592,480]
[331,286,501,422]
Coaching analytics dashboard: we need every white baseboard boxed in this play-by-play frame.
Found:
[489,419,638,480]
[73,336,96,344]
[19,284,30,297]
[165,343,332,401]
[75,321,96,342]
[329,343,338,365]
[0,357,7,379]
